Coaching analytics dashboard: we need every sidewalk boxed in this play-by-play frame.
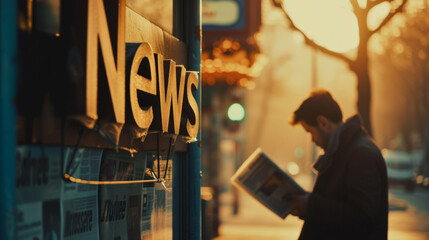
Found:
[213,174,429,240]
[214,193,304,240]
[213,174,313,240]
[214,193,428,240]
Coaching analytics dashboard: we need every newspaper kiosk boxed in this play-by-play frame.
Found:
[0,0,201,239]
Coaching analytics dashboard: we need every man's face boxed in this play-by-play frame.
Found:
[301,121,331,150]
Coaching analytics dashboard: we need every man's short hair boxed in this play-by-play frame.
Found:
[291,89,343,126]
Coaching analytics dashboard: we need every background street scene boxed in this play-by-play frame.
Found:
[201,0,429,239]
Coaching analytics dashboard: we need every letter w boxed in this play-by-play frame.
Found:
[158,57,186,134]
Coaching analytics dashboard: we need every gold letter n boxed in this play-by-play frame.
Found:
[86,0,125,124]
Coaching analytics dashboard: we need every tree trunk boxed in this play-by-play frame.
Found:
[353,37,373,137]
[356,69,372,136]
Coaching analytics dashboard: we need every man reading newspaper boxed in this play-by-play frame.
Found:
[290,90,388,240]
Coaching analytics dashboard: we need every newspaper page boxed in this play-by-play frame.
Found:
[141,153,173,240]
[141,186,155,240]
[231,148,305,219]
[16,145,62,240]
[99,149,147,240]
[61,147,103,240]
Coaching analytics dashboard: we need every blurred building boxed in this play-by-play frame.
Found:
[200,0,262,239]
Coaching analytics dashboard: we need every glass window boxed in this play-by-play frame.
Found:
[127,0,173,35]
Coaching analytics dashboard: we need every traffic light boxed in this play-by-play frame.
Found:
[227,103,245,122]
[223,101,245,136]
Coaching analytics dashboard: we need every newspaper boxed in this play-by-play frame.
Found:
[231,148,306,219]
[141,154,173,240]
[16,145,104,240]
[98,149,147,240]
[16,145,62,240]
[61,148,103,240]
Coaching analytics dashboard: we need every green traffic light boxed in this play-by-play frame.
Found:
[227,103,245,121]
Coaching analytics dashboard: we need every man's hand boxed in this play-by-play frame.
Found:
[291,192,310,219]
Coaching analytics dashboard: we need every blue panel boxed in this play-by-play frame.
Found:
[202,0,246,30]
[174,0,202,238]
[0,0,17,239]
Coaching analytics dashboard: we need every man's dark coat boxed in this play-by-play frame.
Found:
[299,115,388,240]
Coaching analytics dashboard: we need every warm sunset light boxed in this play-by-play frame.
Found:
[280,0,393,53]
[7,0,429,240]
[283,0,360,53]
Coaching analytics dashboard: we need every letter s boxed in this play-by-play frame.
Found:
[185,72,199,139]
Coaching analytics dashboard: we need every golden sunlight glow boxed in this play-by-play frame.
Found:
[283,0,359,53]
[287,162,300,175]
[367,2,391,31]
[282,0,397,53]
[357,0,367,8]
[246,81,256,90]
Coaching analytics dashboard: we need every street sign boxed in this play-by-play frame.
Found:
[202,0,245,30]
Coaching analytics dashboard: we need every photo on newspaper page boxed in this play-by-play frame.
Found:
[231,148,306,219]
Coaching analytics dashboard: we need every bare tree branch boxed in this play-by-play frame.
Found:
[350,0,362,13]
[272,0,353,65]
[370,0,408,36]
[303,36,353,66]
[367,0,386,10]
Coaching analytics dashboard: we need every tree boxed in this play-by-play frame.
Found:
[272,0,408,136]
[374,1,429,166]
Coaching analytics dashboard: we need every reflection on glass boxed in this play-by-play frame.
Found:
[127,0,173,34]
